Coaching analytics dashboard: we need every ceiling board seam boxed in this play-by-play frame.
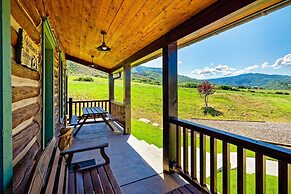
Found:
[100,0,176,60]
[106,0,125,33]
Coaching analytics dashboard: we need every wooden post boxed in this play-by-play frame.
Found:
[123,64,131,134]
[68,98,73,120]
[109,73,114,113]
[0,0,13,192]
[162,42,178,172]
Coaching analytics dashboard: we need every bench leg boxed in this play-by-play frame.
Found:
[102,115,115,131]
[73,114,89,136]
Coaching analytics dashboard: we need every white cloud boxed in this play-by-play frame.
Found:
[261,62,269,69]
[190,64,236,77]
[178,60,183,65]
[271,54,291,69]
[231,65,259,75]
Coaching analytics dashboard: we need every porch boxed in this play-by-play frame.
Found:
[2,0,291,193]
[69,121,188,193]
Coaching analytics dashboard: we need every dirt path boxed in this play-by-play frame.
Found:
[190,118,291,146]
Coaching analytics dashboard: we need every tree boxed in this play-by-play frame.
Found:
[197,81,215,108]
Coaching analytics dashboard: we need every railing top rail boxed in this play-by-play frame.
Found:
[68,99,110,103]
[110,101,124,106]
[170,117,291,163]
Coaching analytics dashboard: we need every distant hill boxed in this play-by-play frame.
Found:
[208,73,291,89]
[68,62,291,89]
[132,66,198,84]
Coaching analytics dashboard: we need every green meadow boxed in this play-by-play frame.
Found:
[69,75,291,126]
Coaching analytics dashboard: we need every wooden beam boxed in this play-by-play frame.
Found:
[66,54,111,73]
[123,64,131,134]
[110,0,255,72]
[0,0,13,192]
[162,42,178,172]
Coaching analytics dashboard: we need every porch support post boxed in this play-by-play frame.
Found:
[123,64,131,134]
[109,73,114,113]
[163,41,178,172]
[0,0,13,192]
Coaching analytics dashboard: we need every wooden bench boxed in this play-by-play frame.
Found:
[29,137,122,194]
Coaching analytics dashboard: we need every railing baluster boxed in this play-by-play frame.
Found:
[237,146,246,194]
[79,103,81,116]
[176,125,181,168]
[68,98,72,120]
[223,141,230,194]
[183,127,189,174]
[190,130,197,180]
[200,133,206,187]
[105,101,107,111]
[74,102,77,115]
[255,153,266,194]
[278,160,289,194]
[210,137,217,194]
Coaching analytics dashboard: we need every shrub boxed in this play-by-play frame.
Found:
[219,85,240,91]
[275,91,290,95]
[179,82,198,88]
[73,76,94,82]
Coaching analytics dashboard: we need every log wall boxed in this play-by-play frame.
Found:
[10,0,65,192]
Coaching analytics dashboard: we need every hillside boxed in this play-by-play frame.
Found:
[208,73,291,89]
[68,62,291,89]
[132,66,198,84]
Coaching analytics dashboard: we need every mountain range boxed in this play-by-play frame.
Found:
[132,66,291,89]
[68,62,291,89]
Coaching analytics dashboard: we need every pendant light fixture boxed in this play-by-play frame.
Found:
[96,31,111,51]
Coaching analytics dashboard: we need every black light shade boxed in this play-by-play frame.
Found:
[96,31,111,51]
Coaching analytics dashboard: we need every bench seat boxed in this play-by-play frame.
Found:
[69,164,122,194]
[29,137,122,194]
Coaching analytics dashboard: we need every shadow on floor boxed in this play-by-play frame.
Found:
[70,122,187,193]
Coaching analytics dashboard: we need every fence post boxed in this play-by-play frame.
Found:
[68,98,73,120]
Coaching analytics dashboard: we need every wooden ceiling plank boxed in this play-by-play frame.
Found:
[75,0,84,58]
[99,0,163,60]
[94,0,135,60]
[111,0,256,72]
[79,0,94,61]
[66,55,110,73]
[81,0,103,59]
[99,0,174,62]
[103,0,123,32]
[94,0,149,61]
[108,0,215,63]
[66,0,77,55]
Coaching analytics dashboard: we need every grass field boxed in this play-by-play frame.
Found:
[206,169,278,194]
[69,75,291,125]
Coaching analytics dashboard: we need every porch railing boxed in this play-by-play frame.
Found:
[110,101,125,127]
[68,98,110,118]
[169,117,291,194]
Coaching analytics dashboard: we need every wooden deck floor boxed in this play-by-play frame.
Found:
[70,121,188,193]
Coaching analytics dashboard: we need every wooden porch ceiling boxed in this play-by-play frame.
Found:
[39,0,287,72]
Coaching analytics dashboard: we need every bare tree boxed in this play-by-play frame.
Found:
[197,81,215,108]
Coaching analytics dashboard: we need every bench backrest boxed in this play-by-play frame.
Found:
[29,137,68,194]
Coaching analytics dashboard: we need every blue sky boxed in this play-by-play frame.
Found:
[142,5,291,79]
